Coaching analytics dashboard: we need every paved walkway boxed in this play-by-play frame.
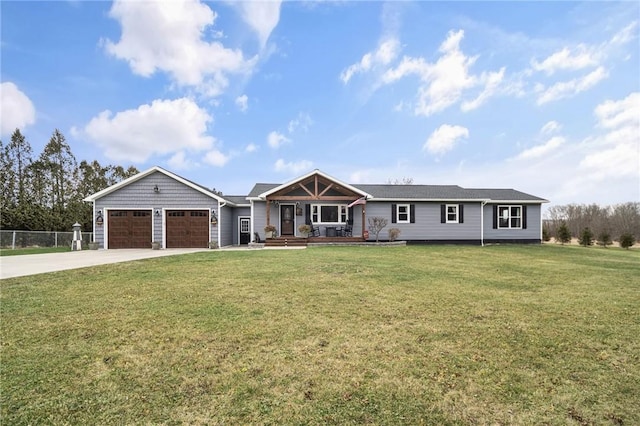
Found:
[0,249,209,279]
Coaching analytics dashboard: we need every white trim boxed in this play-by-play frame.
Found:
[497,205,523,229]
[311,203,349,225]
[278,203,297,236]
[445,204,459,224]
[83,166,233,205]
[396,204,411,224]
[162,207,211,249]
[103,207,154,250]
[238,216,251,245]
[257,169,371,199]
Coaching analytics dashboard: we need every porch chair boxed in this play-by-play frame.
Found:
[310,223,321,237]
[253,232,263,243]
[337,220,353,237]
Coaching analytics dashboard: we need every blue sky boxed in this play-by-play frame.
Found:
[1,1,638,208]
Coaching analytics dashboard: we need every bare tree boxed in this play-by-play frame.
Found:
[368,217,388,242]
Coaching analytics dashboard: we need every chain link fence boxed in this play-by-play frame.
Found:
[0,230,92,249]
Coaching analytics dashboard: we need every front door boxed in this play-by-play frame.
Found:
[280,204,295,236]
[239,218,251,244]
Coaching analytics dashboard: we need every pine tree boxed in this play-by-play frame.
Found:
[597,231,612,248]
[1,129,36,230]
[556,221,571,245]
[578,227,594,247]
[39,129,78,230]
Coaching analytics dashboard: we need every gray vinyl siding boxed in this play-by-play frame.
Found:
[95,171,218,248]
[366,202,482,241]
[483,203,542,241]
[218,205,233,247]
[252,201,267,241]
[231,207,251,245]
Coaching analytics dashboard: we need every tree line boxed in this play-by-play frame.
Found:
[1,129,138,232]
[544,202,640,244]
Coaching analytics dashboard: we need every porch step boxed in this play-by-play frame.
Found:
[264,237,308,247]
[264,236,365,247]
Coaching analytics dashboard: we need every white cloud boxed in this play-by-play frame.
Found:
[537,66,609,105]
[267,131,290,149]
[76,98,215,162]
[0,82,36,136]
[233,1,282,48]
[104,0,255,97]
[461,67,505,112]
[288,112,313,134]
[424,124,469,156]
[381,30,489,116]
[274,158,313,174]
[531,45,598,75]
[594,92,639,129]
[340,38,400,84]
[245,143,258,153]
[514,136,565,160]
[168,151,197,170]
[579,92,640,180]
[203,149,229,167]
[235,94,248,112]
[540,120,562,135]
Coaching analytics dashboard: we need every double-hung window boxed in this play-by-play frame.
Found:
[498,206,522,229]
[446,204,458,223]
[396,204,410,223]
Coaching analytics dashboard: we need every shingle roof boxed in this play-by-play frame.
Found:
[224,195,251,205]
[355,184,546,201]
[245,182,546,202]
[247,183,280,198]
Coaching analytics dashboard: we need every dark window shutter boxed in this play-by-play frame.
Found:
[441,204,446,223]
[391,204,397,223]
[522,205,527,229]
[410,204,415,223]
[459,204,464,223]
[305,204,311,225]
[493,205,498,229]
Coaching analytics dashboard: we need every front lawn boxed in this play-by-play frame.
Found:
[1,245,638,424]
[0,246,72,256]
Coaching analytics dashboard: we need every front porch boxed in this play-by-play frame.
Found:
[264,236,364,247]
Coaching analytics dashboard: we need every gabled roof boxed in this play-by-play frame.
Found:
[83,166,232,204]
[252,169,371,199]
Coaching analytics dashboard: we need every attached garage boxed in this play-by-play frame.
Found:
[166,210,210,248]
[108,210,152,249]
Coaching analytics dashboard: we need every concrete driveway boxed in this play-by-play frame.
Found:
[0,249,209,279]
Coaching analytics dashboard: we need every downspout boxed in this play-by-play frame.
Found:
[481,200,488,247]
[218,200,226,246]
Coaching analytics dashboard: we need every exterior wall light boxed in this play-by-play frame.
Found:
[95,210,104,226]
[211,209,218,225]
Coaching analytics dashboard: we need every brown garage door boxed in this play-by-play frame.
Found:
[108,210,152,249]
[166,210,209,248]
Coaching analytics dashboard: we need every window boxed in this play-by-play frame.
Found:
[397,204,410,223]
[498,206,522,229]
[392,204,415,223]
[446,204,458,223]
[312,204,348,224]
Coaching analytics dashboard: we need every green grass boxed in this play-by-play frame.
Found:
[0,246,72,256]
[1,245,638,425]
